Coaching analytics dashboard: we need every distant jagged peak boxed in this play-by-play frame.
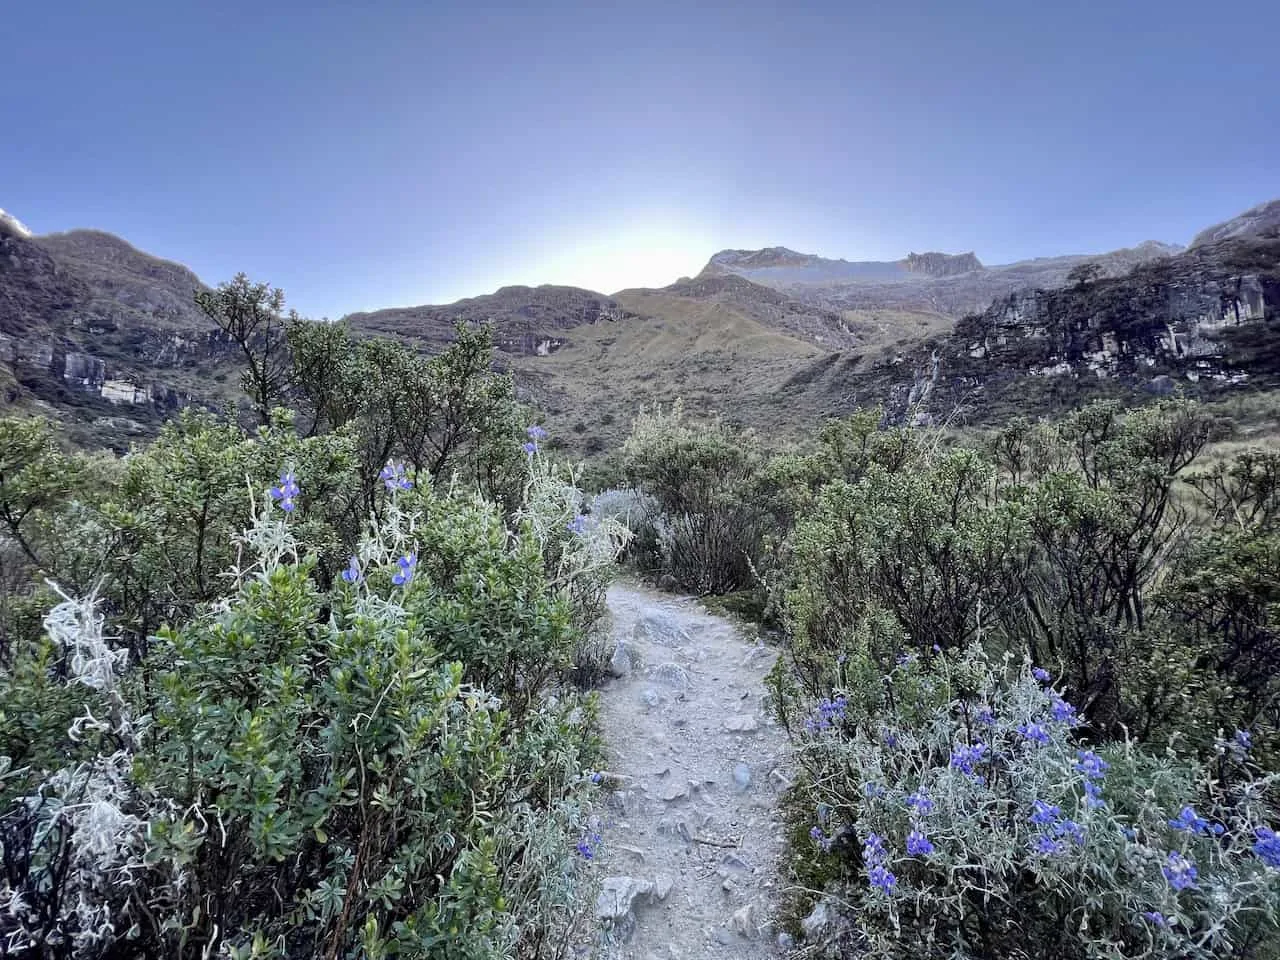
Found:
[0,207,33,239]
[902,251,984,277]
[1189,198,1280,249]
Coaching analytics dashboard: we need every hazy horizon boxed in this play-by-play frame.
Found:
[4,0,1278,318]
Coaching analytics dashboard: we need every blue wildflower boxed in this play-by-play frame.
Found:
[1054,819,1086,846]
[881,728,899,748]
[526,424,548,441]
[340,556,362,584]
[1051,698,1077,724]
[392,552,417,587]
[1018,722,1051,745]
[1032,666,1051,682]
[1122,826,1137,841]
[1035,834,1066,855]
[575,830,602,859]
[1075,750,1109,780]
[1232,729,1253,759]
[1141,911,1168,927]
[906,790,934,815]
[567,514,588,535]
[975,706,995,726]
[1168,806,1210,834]
[268,470,300,513]
[863,832,887,864]
[931,643,942,654]
[1031,800,1061,826]
[949,742,988,779]
[906,829,935,856]
[1162,852,1198,891]
[521,441,538,455]
[1083,779,1105,810]
[868,864,897,892]
[379,460,413,492]
[1253,827,1280,868]
[896,652,916,667]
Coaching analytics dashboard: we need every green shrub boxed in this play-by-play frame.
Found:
[621,402,769,593]
[0,450,612,959]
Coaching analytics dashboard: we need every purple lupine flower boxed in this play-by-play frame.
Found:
[340,556,362,584]
[1122,826,1137,841]
[1083,779,1105,809]
[950,742,989,779]
[1169,806,1210,834]
[975,706,995,726]
[868,864,897,892]
[906,790,934,815]
[1253,827,1280,868]
[1162,852,1198,891]
[1075,750,1109,780]
[575,830,602,859]
[379,460,413,492]
[268,470,300,512]
[1141,911,1168,927]
[1035,834,1066,855]
[906,829,935,856]
[521,441,538,455]
[1051,698,1078,724]
[1232,729,1253,759]
[526,425,548,441]
[567,514,588,535]
[863,832,887,864]
[1018,722,1051,745]
[1032,666,1051,682]
[1031,800,1062,826]
[1054,819,1086,846]
[896,652,916,667]
[809,826,834,852]
[392,552,417,586]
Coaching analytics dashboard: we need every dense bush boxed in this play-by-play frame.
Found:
[0,451,618,958]
[783,648,1280,958]
[620,403,770,593]
[0,283,625,957]
[769,399,1280,954]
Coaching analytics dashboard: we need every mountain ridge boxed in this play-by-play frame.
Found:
[2,197,1276,450]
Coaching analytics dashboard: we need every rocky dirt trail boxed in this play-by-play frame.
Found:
[584,580,794,959]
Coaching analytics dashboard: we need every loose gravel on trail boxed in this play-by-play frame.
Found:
[584,581,793,959]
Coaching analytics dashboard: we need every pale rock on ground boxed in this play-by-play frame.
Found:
[583,581,792,959]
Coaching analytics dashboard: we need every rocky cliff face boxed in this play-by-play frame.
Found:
[903,251,983,277]
[0,224,239,438]
[699,240,1184,318]
[908,233,1280,420]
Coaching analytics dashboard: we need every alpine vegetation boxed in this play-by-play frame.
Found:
[0,305,627,959]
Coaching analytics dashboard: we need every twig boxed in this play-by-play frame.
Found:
[691,835,741,848]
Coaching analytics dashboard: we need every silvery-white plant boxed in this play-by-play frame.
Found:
[792,647,1280,959]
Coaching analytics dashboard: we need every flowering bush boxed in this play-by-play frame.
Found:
[518,437,631,685]
[784,647,1280,958]
[0,458,608,959]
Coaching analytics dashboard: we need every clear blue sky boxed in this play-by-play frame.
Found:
[4,0,1277,318]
